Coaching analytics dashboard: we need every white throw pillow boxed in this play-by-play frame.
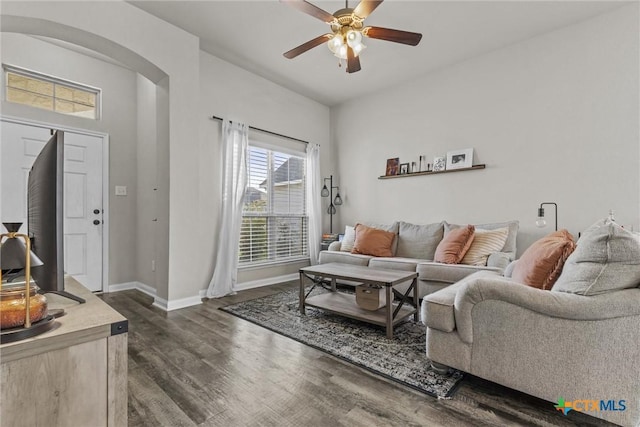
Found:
[340,225,356,252]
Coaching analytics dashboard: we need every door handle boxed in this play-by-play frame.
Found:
[93,219,101,225]
[93,209,101,214]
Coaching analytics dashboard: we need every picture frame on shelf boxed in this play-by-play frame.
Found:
[446,148,474,170]
[433,156,446,172]
[399,163,409,175]
[386,158,399,176]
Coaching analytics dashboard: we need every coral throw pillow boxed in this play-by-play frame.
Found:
[434,225,475,264]
[511,229,576,290]
[351,224,396,257]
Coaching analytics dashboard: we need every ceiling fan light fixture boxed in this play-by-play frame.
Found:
[281,0,422,73]
[336,44,348,59]
[327,34,344,54]
[352,42,365,56]
[346,29,362,47]
[346,29,365,56]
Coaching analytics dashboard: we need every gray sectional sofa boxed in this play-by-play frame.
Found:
[422,219,640,426]
[319,220,519,298]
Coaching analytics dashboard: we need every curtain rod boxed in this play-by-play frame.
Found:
[210,115,309,145]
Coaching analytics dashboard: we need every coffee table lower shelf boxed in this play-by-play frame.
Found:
[305,292,417,328]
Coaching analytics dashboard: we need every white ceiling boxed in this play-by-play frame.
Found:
[129,1,626,106]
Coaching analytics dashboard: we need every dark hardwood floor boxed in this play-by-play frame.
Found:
[99,282,615,427]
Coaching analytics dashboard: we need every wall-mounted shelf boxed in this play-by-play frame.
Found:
[378,164,486,180]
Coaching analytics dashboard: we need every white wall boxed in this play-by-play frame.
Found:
[1,2,331,305]
[198,51,331,286]
[136,74,157,288]
[152,76,171,301]
[2,1,203,305]
[331,4,639,254]
[0,33,139,284]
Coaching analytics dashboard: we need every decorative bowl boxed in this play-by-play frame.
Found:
[0,283,48,329]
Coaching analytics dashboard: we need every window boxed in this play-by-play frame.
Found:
[239,146,308,266]
[4,65,100,119]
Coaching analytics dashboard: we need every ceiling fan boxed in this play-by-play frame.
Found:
[281,0,422,73]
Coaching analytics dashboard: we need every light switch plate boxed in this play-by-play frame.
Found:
[115,185,127,196]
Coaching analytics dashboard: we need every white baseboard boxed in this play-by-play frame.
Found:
[109,281,202,311]
[108,281,156,297]
[110,274,292,310]
[152,294,203,311]
[235,273,298,292]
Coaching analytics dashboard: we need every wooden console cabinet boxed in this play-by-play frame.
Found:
[0,277,128,427]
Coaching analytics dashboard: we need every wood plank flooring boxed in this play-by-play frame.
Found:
[99,282,616,427]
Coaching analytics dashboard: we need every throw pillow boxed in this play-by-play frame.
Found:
[340,225,356,252]
[445,220,519,258]
[362,221,400,255]
[351,224,396,257]
[552,220,640,295]
[434,225,475,264]
[396,221,444,260]
[511,229,576,290]
[461,227,509,266]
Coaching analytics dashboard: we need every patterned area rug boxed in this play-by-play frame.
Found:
[221,286,464,398]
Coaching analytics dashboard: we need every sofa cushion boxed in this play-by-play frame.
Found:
[503,260,518,278]
[368,257,424,272]
[553,220,640,295]
[434,225,475,264]
[445,220,519,258]
[461,227,509,266]
[340,225,356,252]
[351,223,395,257]
[511,229,576,290]
[486,252,513,270]
[417,261,502,284]
[396,221,444,260]
[318,250,372,266]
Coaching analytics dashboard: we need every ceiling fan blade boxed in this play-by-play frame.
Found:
[284,34,332,59]
[363,26,422,46]
[280,0,336,24]
[353,0,384,19]
[346,46,361,73]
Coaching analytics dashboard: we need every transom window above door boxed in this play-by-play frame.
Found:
[4,65,101,120]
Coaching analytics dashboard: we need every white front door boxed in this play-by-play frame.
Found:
[1,120,104,291]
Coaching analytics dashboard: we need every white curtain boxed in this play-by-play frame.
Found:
[306,144,322,265]
[206,120,248,298]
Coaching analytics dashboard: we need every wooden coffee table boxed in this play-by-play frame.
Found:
[299,262,418,339]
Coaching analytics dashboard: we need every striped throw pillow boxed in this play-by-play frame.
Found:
[461,227,509,266]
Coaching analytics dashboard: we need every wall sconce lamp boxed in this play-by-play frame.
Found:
[536,202,558,231]
[321,175,342,233]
